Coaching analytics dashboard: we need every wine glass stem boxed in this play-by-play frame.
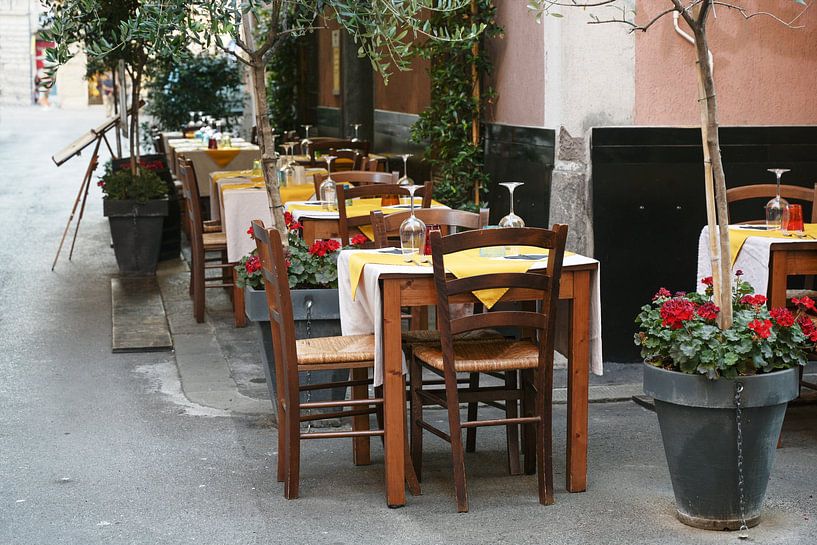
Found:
[409,188,415,216]
[776,173,782,199]
[508,186,515,216]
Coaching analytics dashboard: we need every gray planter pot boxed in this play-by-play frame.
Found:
[245,286,349,423]
[103,198,169,276]
[643,363,799,531]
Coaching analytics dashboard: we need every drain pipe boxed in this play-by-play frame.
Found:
[673,11,714,72]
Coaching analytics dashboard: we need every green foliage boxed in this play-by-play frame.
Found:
[145,55,243,131]
[99,168,168,202]
[635,275,814,379]
[411,0,501,211]
[265,36,300,131]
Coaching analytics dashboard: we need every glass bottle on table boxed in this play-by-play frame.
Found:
[320,155,338,211]
[399,184,426,262]
[765,168,791,230]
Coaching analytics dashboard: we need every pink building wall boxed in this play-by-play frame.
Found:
[635,1,817,126]
[487,1,545,127]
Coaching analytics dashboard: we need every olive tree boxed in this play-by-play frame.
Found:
[527,0,810,328]
[42,0,191,175]
[185,0,483,239]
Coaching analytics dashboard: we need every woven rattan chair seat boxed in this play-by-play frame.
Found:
[413,339,539,373]
[402,328,505,346]
[296,334,376,365]
[202,231,227,249]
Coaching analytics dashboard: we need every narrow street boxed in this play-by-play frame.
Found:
[1,105,815,545]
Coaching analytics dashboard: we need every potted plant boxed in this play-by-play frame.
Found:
[235,212,367,420]
[99,167,169,275]
[635,273,813,531]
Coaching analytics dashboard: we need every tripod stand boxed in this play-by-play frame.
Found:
[51,117,119,271]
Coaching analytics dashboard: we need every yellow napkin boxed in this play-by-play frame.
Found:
[211,169,256,183]
[206,148,242,167]
[348,252,418,299]
[729,224,817,265]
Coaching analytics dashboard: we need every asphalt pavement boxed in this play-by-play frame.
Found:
[1,105,815,545]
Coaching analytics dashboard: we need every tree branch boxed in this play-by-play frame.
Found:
[712,1,811,29]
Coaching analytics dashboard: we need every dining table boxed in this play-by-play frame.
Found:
[165,137,251,174]
[337,248,603,506]
[696,224,817,302]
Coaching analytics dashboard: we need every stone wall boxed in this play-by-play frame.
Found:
[0,0,34,106]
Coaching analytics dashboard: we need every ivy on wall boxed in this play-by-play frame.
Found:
[410,0,501,211]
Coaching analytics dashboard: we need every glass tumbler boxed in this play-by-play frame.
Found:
[783,204,804,234]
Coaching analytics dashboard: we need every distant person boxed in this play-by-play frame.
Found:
[101,73,115,117]
[34,72,50,108]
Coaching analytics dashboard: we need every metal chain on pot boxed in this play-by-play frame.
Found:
[735,381,749,539]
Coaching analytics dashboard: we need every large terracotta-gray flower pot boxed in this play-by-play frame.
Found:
[643,363,799,531]
[103,198,168,276]
[245,286,348,423]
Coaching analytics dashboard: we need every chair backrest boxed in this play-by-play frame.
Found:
[370,208,488,249]
[361,156,386,172]
[429,225,568,370]
[309,139,370,165]
[312,170,399,198]
[726,183,817,223]
[329,148,363,171]
[335,181,434,245]
[177,157,204,258]
[252,220,297,414]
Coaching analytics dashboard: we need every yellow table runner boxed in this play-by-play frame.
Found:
[205,148,242,167]
[348,246,572,307]
[220,179,315,204]
[212,169,256,183]
[729,224,817,265]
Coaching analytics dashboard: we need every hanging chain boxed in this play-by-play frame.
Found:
[304,299,313,432]
[735,382,749,539]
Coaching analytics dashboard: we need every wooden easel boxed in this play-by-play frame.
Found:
[51,117,119,271]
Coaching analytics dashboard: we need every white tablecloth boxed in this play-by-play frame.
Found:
[696,225,807,296]
[337,249,603,386]
[223,187,273,262]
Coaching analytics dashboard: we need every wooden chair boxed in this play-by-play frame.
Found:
[411,225,568,512]
[309,139,370,166]
[329,148,363,171]
[251,220,419,499]
[335,181,433,246]
[178,158,245,327]
[312,170,399,199]
[361,156,386,172]
[370,208,490,249]
[726,183,817,224]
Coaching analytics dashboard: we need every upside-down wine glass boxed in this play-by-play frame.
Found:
[765,168,791,230]
[498,182,525,228]
[320,155,338,211]
[301,124,313,157]
[398,154,414,205]
[350,123,362,142]
[400,184,426,262]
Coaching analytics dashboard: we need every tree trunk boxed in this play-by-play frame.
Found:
[251,60,287,241]
[130,68,142,176]
[693,25,732,328]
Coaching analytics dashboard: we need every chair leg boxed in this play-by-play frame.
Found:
[443,366,468,512]
[284,398,301,500]
[535,364,554,505]
[521,369,536,475]
[351,367,371,466]
[277,402,287,483]
[232,269,246,328]
[465,372,479,453]
[409,354,423,482]
[505,371,522,476]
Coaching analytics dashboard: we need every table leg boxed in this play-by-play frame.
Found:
[769,251,789,309]
[382,279,406,507]
[566,270,590,493]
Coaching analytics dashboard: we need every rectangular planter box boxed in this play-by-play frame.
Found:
[103,198,169,276]
[245,286,349,423]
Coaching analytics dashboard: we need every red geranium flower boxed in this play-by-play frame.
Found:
[740,294,767,307]
[653,287,671,301]
[246,225,254,239]
[770,307,795,328]
[97,180,105,188]
[350,234,368,246]
[735,269,744,276]
[308,239,341,257]
[748,318,773,339]
[701,276,713,286]
[797,315,817,342]
[792,296,817,313]
[244,255,261,274]
[284,211,302,231]
[696,302,720,321]
[660,298,696,330]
